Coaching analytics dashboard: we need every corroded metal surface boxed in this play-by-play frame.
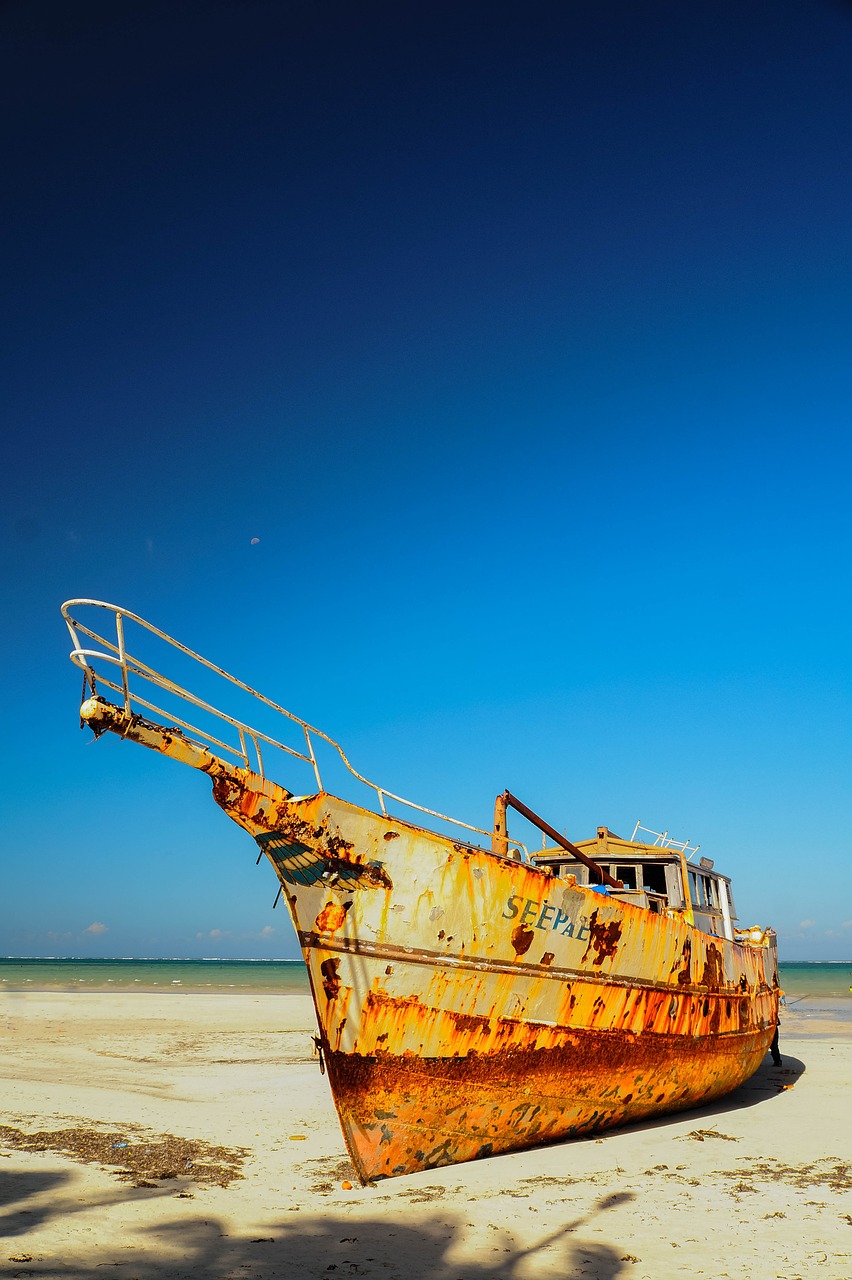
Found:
[324,1024,772,1180]
[75,696,780,1185]
[244,794,777,1183]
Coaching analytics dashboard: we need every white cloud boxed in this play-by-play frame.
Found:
[798,919,815,930]
[842,921,852,930]
[260,925,275,938]
[84,921,108,935]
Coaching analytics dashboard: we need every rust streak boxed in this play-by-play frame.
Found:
[701,942,724,990]
[676,938,692,986]
[320,958,341,1001]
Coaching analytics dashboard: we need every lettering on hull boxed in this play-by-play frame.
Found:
[503,894,591,941]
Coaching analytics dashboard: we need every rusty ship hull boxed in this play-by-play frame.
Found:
[63,601,780,1185]
[254,795,777,1183]
[78,700,778,1184]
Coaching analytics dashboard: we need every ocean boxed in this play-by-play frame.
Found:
[0,957,309,993]
[777,962,852,1000]
[0,957,849,997]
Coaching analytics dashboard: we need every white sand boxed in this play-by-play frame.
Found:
[1,991,850,1279]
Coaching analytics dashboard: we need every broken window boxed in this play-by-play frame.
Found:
[642,864,668,896]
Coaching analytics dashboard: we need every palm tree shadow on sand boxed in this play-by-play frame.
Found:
[0,1169,73,1238]
[2,1057,804,1277]
[2,1189,639,1279]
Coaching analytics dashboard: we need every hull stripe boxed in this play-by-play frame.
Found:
[298,929,773,1004]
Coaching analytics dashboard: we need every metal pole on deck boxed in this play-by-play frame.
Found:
[501,790,622,889]
[491,792,509,858]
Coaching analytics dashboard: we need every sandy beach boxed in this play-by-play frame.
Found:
[1,991,850,1280]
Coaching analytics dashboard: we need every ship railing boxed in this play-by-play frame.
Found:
[61,599,527,858]
[631,821,700,859]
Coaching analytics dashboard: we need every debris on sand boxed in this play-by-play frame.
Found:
[0,1123,247,1186]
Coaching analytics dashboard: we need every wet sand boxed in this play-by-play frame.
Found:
[1,991,850,1280]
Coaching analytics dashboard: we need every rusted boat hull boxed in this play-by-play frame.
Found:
[325,1025,772,1180]
[75,698,780,1185]
[299,926,775,1182]
[247,794,777,1183]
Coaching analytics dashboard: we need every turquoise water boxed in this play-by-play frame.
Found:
[778,962,852,1001]
[0,957,309,993]
[777,963,852,1035]
[0,957,849,997]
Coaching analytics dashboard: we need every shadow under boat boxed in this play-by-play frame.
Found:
[581,1050,806,1144]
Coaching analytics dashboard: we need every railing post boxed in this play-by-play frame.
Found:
[115,612,131,714]
[491,793,509,858]
[303,725,322,792]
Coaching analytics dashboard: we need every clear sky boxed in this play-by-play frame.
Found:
[2,0,851,962]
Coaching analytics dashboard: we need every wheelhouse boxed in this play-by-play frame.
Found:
[531,825,737,940]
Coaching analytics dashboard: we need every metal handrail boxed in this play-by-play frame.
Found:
[630,821,700,859]
[61,599,527,858]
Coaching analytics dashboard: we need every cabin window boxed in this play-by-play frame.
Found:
[616,865,637,889]
[688,871,720,912]
[642,864,668,896]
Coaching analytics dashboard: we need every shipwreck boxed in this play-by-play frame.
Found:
[62,599,780,1183]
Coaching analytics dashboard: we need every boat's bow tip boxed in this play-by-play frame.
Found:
[80,695,119,724]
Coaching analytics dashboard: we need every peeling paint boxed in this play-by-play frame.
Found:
[315,901,349,933]
[320,957,341,1001]
[581,910,623,965]
[511,925,535,956]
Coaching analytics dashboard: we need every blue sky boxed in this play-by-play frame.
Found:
[2,0,851,960]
